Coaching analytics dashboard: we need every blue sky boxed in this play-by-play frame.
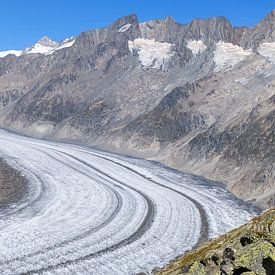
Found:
[0,0,274,51]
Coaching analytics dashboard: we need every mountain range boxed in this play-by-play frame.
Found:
[0,11,274,208]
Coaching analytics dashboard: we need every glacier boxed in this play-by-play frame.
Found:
[0,130,258,274]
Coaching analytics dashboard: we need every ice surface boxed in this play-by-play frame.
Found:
[214,42,252,72]
[0,130,257,274]
[187,40,206,56]
[26,43,56,55]
[0,50,22,58]
[118,23,131,32]
[258,42,275,64]
[128,38,175,70]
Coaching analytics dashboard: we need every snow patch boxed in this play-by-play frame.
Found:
[45,37,75,55]
[258,42,275,63]
[24,36,58,55]
[214,42,252,72]
[118,23,131,33]
[54,39,75,51]
[0,50,22,58]
[128,38,175,70]
[26,43,56,55]
[187,40,206,56]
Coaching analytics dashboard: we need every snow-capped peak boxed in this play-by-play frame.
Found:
[24,36,59,55]
[26,36,75,55]
[37,36,59,47]
[0,36,76,58]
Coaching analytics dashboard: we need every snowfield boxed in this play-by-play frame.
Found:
[0,130,258,274]
[187,40,206,56]
[213,42,253,72]
[128,38,175,70]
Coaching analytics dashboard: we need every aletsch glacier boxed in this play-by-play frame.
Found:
[0,130,257,274]
[0,12,274,209]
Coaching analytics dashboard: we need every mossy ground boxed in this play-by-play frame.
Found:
[156,209,275,275]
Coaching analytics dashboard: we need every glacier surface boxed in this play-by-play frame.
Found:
[0,130,257,274]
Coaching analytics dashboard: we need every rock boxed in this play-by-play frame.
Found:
[270,220,275,234]
[232,241,275,274]
[223,248,234,260]
[262,257,275,275]
[220,259,234,274]
[188,261,206,275]
[157,209,275,275]
[240,235,254,247]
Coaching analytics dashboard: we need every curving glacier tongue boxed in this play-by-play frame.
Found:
[0,130,258,274]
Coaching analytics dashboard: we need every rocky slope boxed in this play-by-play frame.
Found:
[0,158,27,207]
[0,12,274,207]
[157,208,275,275]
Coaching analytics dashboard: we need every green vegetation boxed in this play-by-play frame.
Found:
[157,209,275,275]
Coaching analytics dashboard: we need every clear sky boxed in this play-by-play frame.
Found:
[0,0,274,51]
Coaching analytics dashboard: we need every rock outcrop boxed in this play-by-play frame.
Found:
[0,158,28,207]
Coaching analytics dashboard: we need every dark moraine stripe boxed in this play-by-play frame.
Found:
[0,158,28,207]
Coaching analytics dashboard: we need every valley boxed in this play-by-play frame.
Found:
[0,130,258,274]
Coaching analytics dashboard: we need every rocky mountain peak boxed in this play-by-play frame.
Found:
[239,10,275,49]
[37,36,59,47]
[186,16,233,44]
[260,9,275,40]
[163,16,177,24]
[112,14,139,30]
[74,14,141,54]
[264,9,275,21]
[22,36,59,55]
[110,14,141,41]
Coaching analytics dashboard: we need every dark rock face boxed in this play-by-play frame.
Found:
[240,10,275,49]
[262,257,275,275]
[0,11,274,207]
[0,89,21,107]
[160,85,191,108]
[123,83,205,142]
[185,16,233,44]
[0,158,28,207]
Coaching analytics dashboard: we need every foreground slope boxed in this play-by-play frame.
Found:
[0,130,257,274]
[158,209,275,275]
[0,12,274,207]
